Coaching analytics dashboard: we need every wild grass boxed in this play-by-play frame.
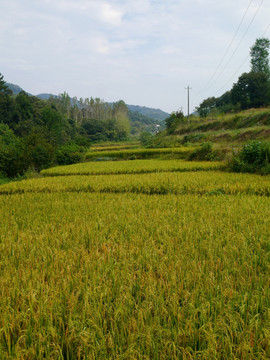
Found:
[41,159,224,177]
[180,126,270,145]
[172,109,270,145]
[0,192,270,358]
[177,109,270,135]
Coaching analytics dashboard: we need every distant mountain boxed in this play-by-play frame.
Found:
[6,82,169,123]
[128,110,164,135]
[127,105,169,122]
[36,93,57,100]
[6,83,30,95]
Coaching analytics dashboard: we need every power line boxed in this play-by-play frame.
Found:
[198,0,265,98]
[261,22,270,36]
[217,54,250,92]
[210,0,264,86]
[197,0,254,95]
[218,21,270,93]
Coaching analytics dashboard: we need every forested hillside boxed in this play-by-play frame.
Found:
[6,82,165,135]
[0,73,131,177]
[6,83,168,123]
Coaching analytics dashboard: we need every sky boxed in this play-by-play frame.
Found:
[1,0,270,114]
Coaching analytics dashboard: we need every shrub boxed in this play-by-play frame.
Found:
[21,132,55,172]
[139,131,153,146]
[230,140,270,173]
[56,143,86,165]
[188,142,219,161]
[165,111,186,134]
[0,139,26,177]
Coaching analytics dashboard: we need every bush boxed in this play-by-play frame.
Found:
[139,131,153,146]
[22,135,55,171]
[230,140,270,173]
[188,142,219,161]
[0,139,26,178]
[56,143,86,165]
[165,111,186,134]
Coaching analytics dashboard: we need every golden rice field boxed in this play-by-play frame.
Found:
[90,143,140,152]
[0,158,270,359]
[41,159,223,177]
[1,171,270,197]
[85,147,196,160]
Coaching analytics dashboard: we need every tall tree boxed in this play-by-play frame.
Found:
[113,100,130,138]
[165,110,185,134]
[250,38,270,78]
[196,97,216,118]
[231,72,270,109]
[0,73,12,96]
[0,73,14,124]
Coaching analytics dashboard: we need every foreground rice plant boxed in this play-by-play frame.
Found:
[41,159,224,177]
[1,156,270,359]
[0,192,270,359]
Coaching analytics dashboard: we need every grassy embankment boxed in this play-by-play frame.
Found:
[0,146,270,358]
[150,108,270,149]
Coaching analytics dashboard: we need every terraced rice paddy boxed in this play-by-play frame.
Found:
[0,158,270,359]
[41,159,223,177]
[90,143,140,152]
[85,147,196,160]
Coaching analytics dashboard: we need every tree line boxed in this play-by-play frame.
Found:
[196,38,270,117]
[0,75,130,177]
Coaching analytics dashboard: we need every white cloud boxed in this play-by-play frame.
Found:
[41,0,123,26]
[93,36,111,54]
[99,2,123,26]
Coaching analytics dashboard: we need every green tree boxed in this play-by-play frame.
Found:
[0,73,14,125]
[196,97,216,117]
[22,131,55,171]
[0,73,11,96]
[113,100,131,139]
[250,38,270,78]
[0,123,25,177]
[165,110,185,134]
[58,92,71,117]
[231,72,270,109]
[41,106,66,145]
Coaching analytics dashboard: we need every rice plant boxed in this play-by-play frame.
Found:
[41,159,224,177]
[1,156,270,359]
[0,193,269,358]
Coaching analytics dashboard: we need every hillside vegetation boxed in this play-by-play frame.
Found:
[157,108,270,146]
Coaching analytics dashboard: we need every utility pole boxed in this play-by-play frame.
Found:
[185,86,192,119]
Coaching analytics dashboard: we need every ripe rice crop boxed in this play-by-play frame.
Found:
[1,156,270,359]
[85,147,196,160]
[1,171,270,196]
[90,144,140,151]
[0,192,270,358]
[41,159,224,177]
